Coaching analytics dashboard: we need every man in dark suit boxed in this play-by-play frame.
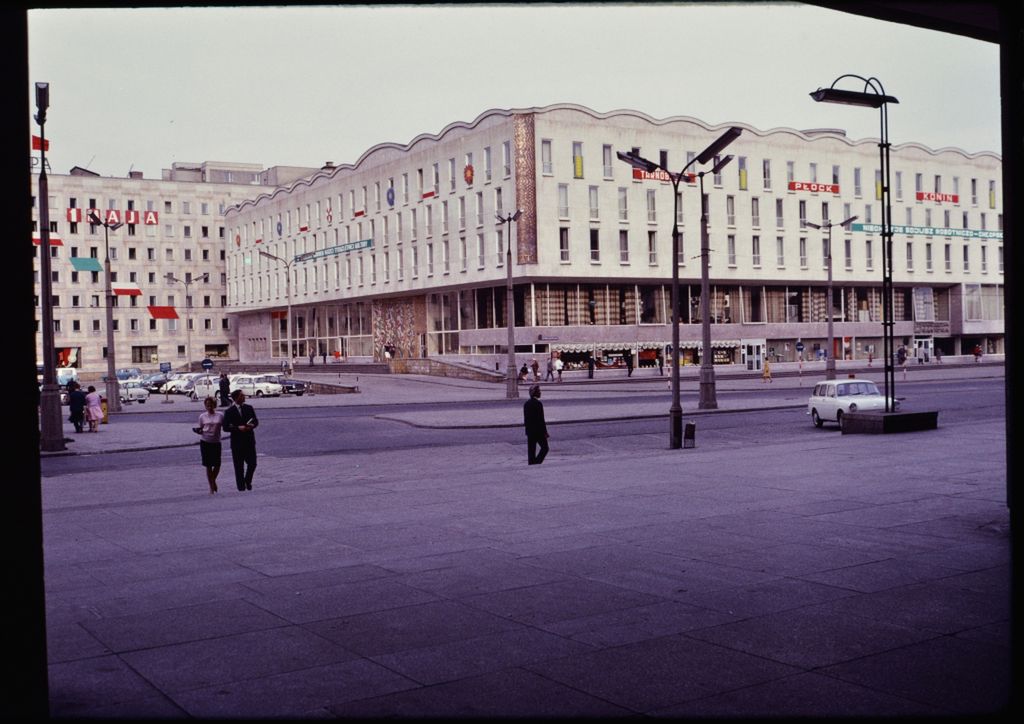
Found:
[223,389,259,491]
[523,384,549,465]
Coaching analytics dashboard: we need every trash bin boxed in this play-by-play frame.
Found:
[101,397,109,424]
[683,422,696,448]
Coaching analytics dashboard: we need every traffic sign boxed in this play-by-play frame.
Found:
[201,358,214,370]
[795,342,805,352]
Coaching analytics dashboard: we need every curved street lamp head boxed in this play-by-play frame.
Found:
[710,154,734,175]
[696,126,742,165]
[511,208,522,221]
[35,82,49,123]
[616,150,659,174]
[839,215,859,228]
[805,221,822,230]
[810,75,898,108]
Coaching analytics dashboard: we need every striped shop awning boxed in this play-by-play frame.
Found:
[147,306,178,320]
[69,257,103,272]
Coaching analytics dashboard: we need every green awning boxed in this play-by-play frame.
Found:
[70,257,103,272]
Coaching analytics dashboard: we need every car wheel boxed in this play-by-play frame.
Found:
[255,390,264,397]
[811,409,823,428]
[836,410,844,428]
[190,392,197,401]
[138,399,146,404]
[295,392,304,396]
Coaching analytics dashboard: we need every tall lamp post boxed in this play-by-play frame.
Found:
[806,215,858,380]
[811,75,898,411]
[497,210,522,399]
[88,211,124,412]
[165,272,209,374]
[35,82,65,452]
[259,250,294,375]
[617,126,742,446]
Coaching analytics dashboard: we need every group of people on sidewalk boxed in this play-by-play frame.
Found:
[66,381,104,433]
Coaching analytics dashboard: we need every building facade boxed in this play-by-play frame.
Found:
[224,104,1004,371]
[32,161,317,374]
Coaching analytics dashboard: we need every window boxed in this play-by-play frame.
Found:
[619,230,629,263]
[845,238,853,269]
[963,244,970,272]
[646,189,657,222]
[751,235,761,266]
[776,236,785,267]
[989,179,997,209]
[798,200,807,228]
[502,141,511,177]
[590,228,600,262]
[475,193,484,226]
[726,195,735,225]
[906,241,914,271]
[618,187,628,220]
[751,197,760,227]
[926,242,933,271]
[477,233,486,268]
[799,236,808,267]
[895,171,903,200]
[713,157,724,185]
[776,198,784,227]
[854,167,862,196]
[737,156,748,190]
[809,162,818,183]
[589,186,599,220]
[496,230,504,267]
[603,144,613,178]
[832,165,840,185]
[541,140,552,174]
[762,159,772,190]
[484,147,492,182]
[945,243,952,271]
[572,141,584,179]
[647,230,657,264]
[559,228,570,262]
[727,234,737,266]
[866,238,873,270]
[786,161,795,183]
[915,173,923,193]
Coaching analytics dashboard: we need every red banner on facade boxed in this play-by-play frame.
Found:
[916,192,959,203]
[66,208,82,223]
[789,181,840,194]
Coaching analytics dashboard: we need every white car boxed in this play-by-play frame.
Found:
[159,372,204,395]
[188,375,222,401]
[119,381,150,404]
[229,374,283,398]
[808,378,896,428]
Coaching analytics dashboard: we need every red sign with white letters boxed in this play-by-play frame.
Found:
[789,181,840,194]
[916,192,959,203]
[66,208,82,223]
[76,208,159,225]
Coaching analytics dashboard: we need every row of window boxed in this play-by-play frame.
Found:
[543,139,1000,208]
[239,141,515,243]
[555,184,1003,231]
[34,219,225,240]
[38,244,226,264]
[37,317,228,334]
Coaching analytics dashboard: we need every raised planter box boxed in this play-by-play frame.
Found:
[842,410,939,434]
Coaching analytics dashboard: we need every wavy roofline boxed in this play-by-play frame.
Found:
[226,102,1000,215]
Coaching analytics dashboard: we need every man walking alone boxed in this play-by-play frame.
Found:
[523,384,549,465]
[223,389,259,491]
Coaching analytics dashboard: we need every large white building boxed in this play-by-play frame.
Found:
[221,103,1001,371]
[32,160,317,374]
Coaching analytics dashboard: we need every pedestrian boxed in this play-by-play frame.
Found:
[530,358,540,382]
[545,356,555,382]
[223,389,259,491]
[555,355,564,382]
[84,385,103,432]
[973,344,982,363]
[281,359,288,374]
[897,345,907,367]
[587,353,595,379]
[194,396,224,494]
[762,358,773,383]
[309,351,315,367]
[935,347,943,363]
[624,349,634,377]
[67,381,86,433]
[523,384,549,465]
[218,372,231,407]
[322,351,327,366]
[656,350,664,376]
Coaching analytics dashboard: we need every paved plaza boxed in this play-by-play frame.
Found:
[39,360,1012,717]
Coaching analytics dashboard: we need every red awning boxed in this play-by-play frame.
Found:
[32,235,63,246]
[112,285,142,296]
[147,306,179,320]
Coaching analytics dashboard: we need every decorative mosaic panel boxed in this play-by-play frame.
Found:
[513,113,538,264]
[372,297,421,360]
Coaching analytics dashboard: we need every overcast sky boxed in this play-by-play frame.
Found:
[28,3,1001,180]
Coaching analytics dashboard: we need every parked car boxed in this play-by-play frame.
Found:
[808,378,896,428]
[116,367,143,382]
[257,374,306,396]
[188,375,221,401]
[160,372,205,395]
[141,372,171,392]
[229,374,283,398]
[119,381,150,404]
[37,364,79,389]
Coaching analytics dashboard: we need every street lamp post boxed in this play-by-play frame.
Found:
[617,126,741,446]
[497,210,522,399]
[35,82,65,452]
[165,272,209,374]
[806,215,858,380]
[88,211,124,412]
[259,250,295,375]
[811,75,898,411]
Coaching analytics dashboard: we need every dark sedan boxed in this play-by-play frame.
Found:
[257,374,307,396]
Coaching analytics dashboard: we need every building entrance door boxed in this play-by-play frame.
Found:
[913,337,932,364]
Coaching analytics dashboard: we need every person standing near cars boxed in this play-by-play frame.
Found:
[194,397,224,494]
[84,385,103,432]
[523,384,550,465]
[218,372,231,407]
[223,389,259,491]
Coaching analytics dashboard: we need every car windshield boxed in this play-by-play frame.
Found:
[837,382,879,396]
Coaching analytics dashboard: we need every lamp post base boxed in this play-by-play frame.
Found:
[506,365,519,399]
[669,405,683,449]
[39,384,66,452]
[698,366,718,410]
